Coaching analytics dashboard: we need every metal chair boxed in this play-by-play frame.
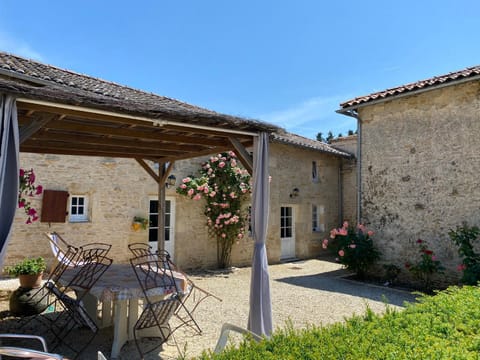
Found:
[44,254,113,359]
[129,254,183,358]
[128,242,154,257]
[0,334,63,359]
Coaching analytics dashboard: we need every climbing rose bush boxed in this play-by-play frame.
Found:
[18,168,43,224]
[323,222,380,278]
[405,239,444,292]
[176,151,251,268]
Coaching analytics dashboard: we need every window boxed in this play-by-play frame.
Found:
[312,205,325,232]
[280,207,293,238]
[148,199,172,243]
[312,161,319,182]
[69,195,89,222]
[312,205,319,232]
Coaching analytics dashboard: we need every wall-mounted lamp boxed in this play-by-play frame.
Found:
[289,187,300,198]
[166,174,176,188]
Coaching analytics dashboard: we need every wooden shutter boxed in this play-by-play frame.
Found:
[41,190,69,223]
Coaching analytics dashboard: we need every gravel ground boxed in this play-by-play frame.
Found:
[0,259,417,359]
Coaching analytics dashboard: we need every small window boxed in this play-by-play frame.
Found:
[69,195,89,222]
[312,205,325,232]
[312,161,318,182]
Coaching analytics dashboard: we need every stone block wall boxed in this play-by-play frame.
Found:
[357,80,480,282]
[6,142,345,271]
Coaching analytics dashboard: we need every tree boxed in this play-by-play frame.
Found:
[348,129,355,136]
[176,152,251,268]
[326,131,334,144]
[316,132,325,142]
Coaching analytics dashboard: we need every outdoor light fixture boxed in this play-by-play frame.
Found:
[289,188,300,198]
[166,174,176,188]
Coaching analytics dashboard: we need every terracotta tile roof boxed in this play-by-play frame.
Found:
[272,131,354,158]
[0,52,279,132]
[340,65,480,109]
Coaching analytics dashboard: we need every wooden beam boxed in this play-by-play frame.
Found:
[19,114,57,144]
[135,159,160,183]
[32,119,231,147]
[31,131,208,152]
[228,137,253,174]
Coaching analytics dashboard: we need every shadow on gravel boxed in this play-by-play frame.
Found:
[275,272,418,307]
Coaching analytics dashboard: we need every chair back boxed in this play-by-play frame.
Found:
[128,242,154,257]
[0,334,63,359]
[130,254,178,299]
[80,243,112,262]
[47,245,81,283]
[66,255,113,294]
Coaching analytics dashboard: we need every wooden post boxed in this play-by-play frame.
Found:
[157,162,166,252]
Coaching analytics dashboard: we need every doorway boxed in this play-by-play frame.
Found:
[280,206,295,259]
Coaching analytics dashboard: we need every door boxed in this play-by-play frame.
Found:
[280,206,295,259]
[148,197,175,258]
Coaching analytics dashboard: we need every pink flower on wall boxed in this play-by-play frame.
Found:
[18,168,43,224]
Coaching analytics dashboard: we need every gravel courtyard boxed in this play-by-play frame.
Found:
[0,259,417,359]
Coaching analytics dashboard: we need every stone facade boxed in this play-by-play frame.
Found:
[6,141,353,271]
[356,80,480,281]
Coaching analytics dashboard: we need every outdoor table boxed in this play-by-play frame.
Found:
[60,263,188,358]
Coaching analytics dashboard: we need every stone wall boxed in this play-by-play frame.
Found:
[357,80,480,282]
[6,142,345,271]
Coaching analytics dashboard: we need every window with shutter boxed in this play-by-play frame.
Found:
[41,190,69,223]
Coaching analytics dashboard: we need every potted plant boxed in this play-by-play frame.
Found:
[131,216,149,231]
[5,257,46,289]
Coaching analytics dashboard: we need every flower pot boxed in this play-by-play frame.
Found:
[18,273,43,289]
[9,286,49,316]
[132,222,141,231]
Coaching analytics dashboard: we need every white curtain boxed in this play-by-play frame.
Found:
[247,132,272,336]
[0,94,19,267]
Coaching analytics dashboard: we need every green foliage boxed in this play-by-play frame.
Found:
[176,152,251,268]
[196,286,480,360]
[405,239,444,292]
[5,257,46,276]
[383,264,401,285]
[323,222,380,278]
[449,223,480,285]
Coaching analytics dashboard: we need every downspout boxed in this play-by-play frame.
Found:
[335,109,362,225]
[338,161,343,226]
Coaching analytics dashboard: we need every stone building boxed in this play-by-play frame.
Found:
[7,132,355,270]
[337,65,480,281]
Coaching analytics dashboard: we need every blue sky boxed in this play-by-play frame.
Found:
[1,1,479,139]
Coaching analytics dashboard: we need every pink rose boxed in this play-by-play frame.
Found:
[337,228,348,236]
[221,233,226,238]
[322,239,329,249]
[367,230,374,237]
[349,244,356,249]
[457,264,467,271]
[180,184,187,189]
[187,189,194,196]
[343,221,349,229]
[182,177,191,183]
[338,250,345,257]
[219,162,226,168]
[193,194,202,200]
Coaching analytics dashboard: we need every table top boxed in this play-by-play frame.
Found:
[61,263,188,302]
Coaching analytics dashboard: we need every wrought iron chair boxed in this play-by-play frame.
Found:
[43,254,113,358]
[0,334,64,359]
[129,254,184,357]
[128,242,154,257]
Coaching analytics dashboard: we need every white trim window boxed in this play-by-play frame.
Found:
[69,195,89,222]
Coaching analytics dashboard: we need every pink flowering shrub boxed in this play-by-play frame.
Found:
[323,222,380,278]
[404,239,444,292]
[18,168,43,224]
[176,151,251,268]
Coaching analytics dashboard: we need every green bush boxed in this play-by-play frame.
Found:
[196,286,480,359]
[449,223,480,285]
[323,222,380,279]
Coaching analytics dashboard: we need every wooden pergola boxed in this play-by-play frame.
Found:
[1,52,279,251]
